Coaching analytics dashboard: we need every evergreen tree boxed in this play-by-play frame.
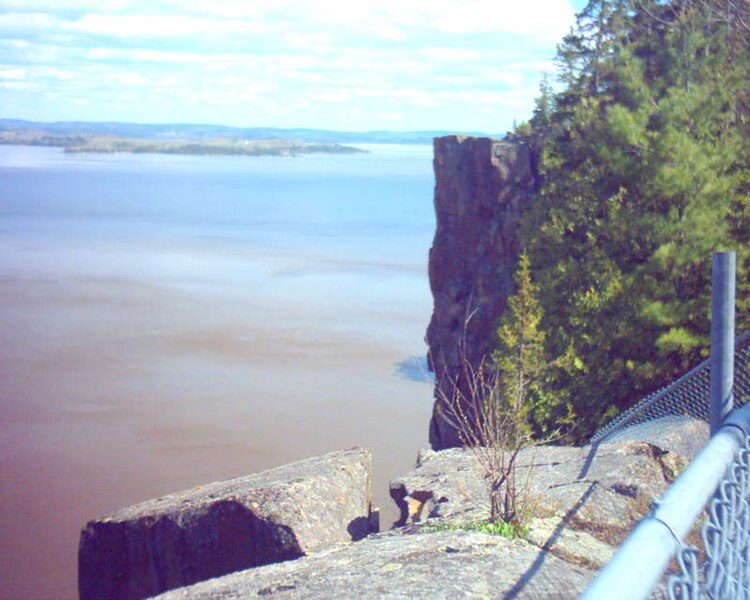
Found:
[492,254,569,437]
[514,0,750,440]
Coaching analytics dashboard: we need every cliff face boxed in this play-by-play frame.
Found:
[427,135,536,450]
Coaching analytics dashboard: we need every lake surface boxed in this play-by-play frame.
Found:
[0,144,436,600]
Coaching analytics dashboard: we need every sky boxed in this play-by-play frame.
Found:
[0,0,588,133]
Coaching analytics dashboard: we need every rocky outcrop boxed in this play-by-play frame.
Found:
[390,437,692,570]
[78,448,374,600]
[151,528,595,600]
[599,416,709,458]
[76,421,702,599]
[427,135,536,450]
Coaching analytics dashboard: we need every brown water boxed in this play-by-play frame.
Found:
[0,145,435,599]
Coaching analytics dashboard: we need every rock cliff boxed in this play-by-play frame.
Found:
[77,417,705,599]
[149,420,703,600]
[427,135,536,450]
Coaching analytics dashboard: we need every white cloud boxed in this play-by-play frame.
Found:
[309,90,350,103]
[69,14,261,38]
[0,80,35,90]
[376,113,403,121]
[0,0,132,10]
[481,69,526,87]
[158,0,274,19]
[0,12,58,33]
[0,0,581,131]
[29,66,77,80]
[0,67,26,79]
[275,55,317,70]
[370,23,407,41]
[237,81,276,100]
[426,0,575,40]
[424,48,482,62]
[85,47,222,65]
[266,0,575,41]
[282,32,332,51]
[106,71,146,85]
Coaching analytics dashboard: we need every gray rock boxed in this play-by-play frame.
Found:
[525,517,614,569]
[390,447,485,525]
[79,448,373,600]
[151,528,595,600]
[390,441,688,561]
[603,416,709,460]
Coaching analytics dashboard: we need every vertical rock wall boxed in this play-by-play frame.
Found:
[426,135,536,450]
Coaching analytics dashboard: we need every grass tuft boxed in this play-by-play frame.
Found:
[423,520,528,540]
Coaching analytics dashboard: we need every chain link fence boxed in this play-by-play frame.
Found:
[590,331,750,446]
[584,330,750,599]
[667,434,750,599]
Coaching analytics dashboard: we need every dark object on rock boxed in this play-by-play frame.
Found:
[151,528,595,600]
[391,440,691,568]
[426,135,536,450]
[78,448,373,600]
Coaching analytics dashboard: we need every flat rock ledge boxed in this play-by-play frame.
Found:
[79,448,374,600]
[152,528,595,600]
[390,438,691,570]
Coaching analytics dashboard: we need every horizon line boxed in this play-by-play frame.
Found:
[0,116,505,138]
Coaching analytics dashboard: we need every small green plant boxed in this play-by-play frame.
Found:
[422,520,529,540]
[464,520,529,539]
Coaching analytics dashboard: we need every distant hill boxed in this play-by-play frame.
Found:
[0,119,502,145]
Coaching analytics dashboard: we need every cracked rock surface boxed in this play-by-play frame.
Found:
[151,528,594,600]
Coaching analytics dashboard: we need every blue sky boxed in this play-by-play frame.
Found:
[0,0,588,133]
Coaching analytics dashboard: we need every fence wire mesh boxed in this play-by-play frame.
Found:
[667,434,750,599]
[590,331,750,445]
[587,331,750,599]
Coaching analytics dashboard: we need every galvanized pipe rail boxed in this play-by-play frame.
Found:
[581,402,750,599]
[583,252,742,598]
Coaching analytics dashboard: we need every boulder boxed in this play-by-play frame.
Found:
[79,448,374,600]
[390,440,690,566]
[150,528,595,600]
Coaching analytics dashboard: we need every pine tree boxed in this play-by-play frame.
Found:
[491,253,567,437]
[514,0,750,440]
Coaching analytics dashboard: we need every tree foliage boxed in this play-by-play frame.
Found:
[511,0,750,441]
[492,253,571,437]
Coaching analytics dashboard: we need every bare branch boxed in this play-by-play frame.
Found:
[434,355,536,527]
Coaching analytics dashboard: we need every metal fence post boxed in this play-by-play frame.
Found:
[710,251,736,435]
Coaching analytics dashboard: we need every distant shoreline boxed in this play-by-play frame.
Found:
[0,118,499,146]
[0,132,367,158]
